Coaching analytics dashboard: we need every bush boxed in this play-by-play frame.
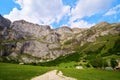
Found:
[110,58,118,69]
[89,57,108,68]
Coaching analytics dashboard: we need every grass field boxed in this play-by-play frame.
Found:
[60,68,120,80]
[0,63,53,80]
[0,62,120,80]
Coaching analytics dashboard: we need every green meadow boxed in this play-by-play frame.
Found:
[0,62,120,80]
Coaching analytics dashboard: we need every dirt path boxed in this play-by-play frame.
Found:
[31,70,77,80]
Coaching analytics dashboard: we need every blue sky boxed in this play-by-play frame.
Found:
[0,0,120,28]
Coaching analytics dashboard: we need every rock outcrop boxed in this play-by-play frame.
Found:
[0,14,11,40]
[9,20,51,40]
[0,14,11,30]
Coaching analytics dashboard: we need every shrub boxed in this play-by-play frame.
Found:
[110,58,118,69]
[89,57,108,68]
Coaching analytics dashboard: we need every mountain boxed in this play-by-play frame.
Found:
[0,15,120,67]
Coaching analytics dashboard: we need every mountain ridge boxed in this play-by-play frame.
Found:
[0,15,120,66]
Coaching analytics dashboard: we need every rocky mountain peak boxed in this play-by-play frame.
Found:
[12,20,51,30]
[55,26,72,32]
[94,22,109,28]
[0,14,11,30]
[72,28,88,34]
[10,20,52,39]
[54,26,73,40]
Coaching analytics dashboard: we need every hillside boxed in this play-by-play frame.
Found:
[0,15,120,68]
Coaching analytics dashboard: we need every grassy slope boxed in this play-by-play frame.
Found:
[38,52,80,66]
[75,34,120,59]
[0,63,120,80]
[38,34,120,67]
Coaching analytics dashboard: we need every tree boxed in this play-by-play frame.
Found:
[110,58,118,69]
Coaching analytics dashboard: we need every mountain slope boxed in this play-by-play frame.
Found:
[0,15,120,67]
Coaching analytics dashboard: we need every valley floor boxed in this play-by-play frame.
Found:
[0,63,120,80]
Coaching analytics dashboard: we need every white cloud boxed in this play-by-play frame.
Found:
[4,0,114,28]
[68,0,113,28]
[104,4,120,16]
[70,20,95,28]
[4,0,70,25]
[70,0,113,22]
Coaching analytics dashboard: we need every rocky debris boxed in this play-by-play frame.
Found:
[31,70,77,80]
[76,66,83,69]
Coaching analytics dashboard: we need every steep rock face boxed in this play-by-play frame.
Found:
[45,32,60,43]
[11,40,67,62]
[76,22,120,43]
[72,28,87,34]
[0,15,11,57]
[54,26,73,40]
[0,14,11,30]
[21,40,50,57]
[10,20,51,40]
[0,15,11,40]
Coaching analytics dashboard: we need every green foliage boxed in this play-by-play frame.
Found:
[1,56,19,63]
[89,57,107,68]
[110,58,118,69]
[50,47,61,50]
[64,38,76,45]
[38,52,80,66]
[108,39,120,55]
[58,61,77,68]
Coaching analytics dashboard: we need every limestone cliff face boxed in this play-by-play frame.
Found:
[0,15,120,63]
[0,18,71,63]
[75,22,120,44]
[0,14,11,30]
[54,26,73,40]
[0,15,11,40]
[9,20,51,40]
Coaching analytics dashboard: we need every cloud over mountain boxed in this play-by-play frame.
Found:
[4,0,115,28]
[4,0,70,25]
